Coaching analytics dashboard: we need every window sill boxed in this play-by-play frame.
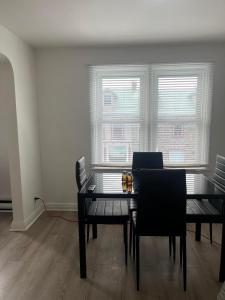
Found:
[91,165,209,174]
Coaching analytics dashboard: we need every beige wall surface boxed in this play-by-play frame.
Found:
[0,62,13,201]
[0,24,43,229]
[36,43,225,209]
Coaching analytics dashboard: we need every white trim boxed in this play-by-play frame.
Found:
[9,202,77,231]
[91,165,209,174]
[91,163,209,168]
[10,205,44,231]
[46,203,77,211]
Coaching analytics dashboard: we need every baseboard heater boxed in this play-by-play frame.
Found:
[0,200,12,211]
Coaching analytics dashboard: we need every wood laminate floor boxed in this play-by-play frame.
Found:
[0,212,223,300]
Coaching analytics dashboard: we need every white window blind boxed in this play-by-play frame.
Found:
[90,65,148,165]
[151,64,212,166]
[90,64,212,167]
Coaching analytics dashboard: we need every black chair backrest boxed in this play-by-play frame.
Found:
[134,169,186,236]
[76,156,88,191]
[210,154,225,212]
[132,152,163,170]
[212,154,225,190]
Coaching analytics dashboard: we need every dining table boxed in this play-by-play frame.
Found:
[77,171,225,281]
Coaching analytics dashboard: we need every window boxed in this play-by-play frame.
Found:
[112,126,124,140]
[151,64,212,166]
[90,64,212,167]
[173,124,184,137]
[90,65,148,165]
[103,92,113,106]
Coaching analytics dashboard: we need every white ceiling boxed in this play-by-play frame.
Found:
[0,0,225,47]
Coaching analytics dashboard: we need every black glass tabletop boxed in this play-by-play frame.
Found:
[79,171,225,199]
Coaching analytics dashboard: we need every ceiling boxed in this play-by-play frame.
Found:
[0,0,225,47]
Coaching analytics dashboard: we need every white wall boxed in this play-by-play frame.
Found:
[0,62,13,201]
[36,42,225,209]
[0,24,43,230]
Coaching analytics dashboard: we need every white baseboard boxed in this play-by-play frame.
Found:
[10,205,44,231]
[46,202,77,211]
[9,202,77,231]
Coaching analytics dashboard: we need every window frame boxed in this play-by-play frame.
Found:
[150,64,212,167]
[90,65,149,166]
[89,63,213,168]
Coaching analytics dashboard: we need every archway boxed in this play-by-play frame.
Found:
[0,25,43,231]
[0,53,23,227]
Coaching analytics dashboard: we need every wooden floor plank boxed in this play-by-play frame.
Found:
[0,212,222,300]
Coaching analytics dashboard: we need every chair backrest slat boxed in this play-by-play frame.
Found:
[132,152,163,170]
[215,168,225,181]
[134,169,186,236]
[76,156,88,191]
[216,155,225,167]
[209,154,225,212]
[212,155,225,190]
[213,173,225,190]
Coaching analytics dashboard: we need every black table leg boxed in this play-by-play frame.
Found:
[195,223,201,241]
[92,224,97,239]
[219,221,225,281]
[78,193,86,278]
[92,197,97,239]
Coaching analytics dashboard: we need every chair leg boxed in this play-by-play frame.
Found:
[180,236,183,267]
[172,236,176,262]
[92,224,97,239]
[169,236,172,257]
[91,198,97,239]
[182,235,187,291]
[195,223,201,241]
[209,223,213,244]
[129,217,133,255]
[132,225,136,260]
[87,223,90,243]
[123,223,128,266]
[136,234,140,290]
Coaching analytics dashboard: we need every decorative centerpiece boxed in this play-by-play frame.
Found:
[121,171,133,193]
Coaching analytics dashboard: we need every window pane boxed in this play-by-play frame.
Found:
[155,122,200,164]
[152,64,212,166]
[102,78,140,118]
[102,124,141,163]
[100,77,142,163]
[158,76,198,117]
[90,66,147,164]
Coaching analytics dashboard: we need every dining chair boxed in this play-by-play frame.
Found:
[132,151,163,170]
[129,152,167,255]
[76,156,94,242]
[76,156,129,265]
[132,169,187,290]
[195,154,225,243]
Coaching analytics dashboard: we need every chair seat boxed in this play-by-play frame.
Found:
[132,211,137,225]
[129,199,137,211]
[131,198,221,218]
[186,199,222,223]
[87,199,129,224]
